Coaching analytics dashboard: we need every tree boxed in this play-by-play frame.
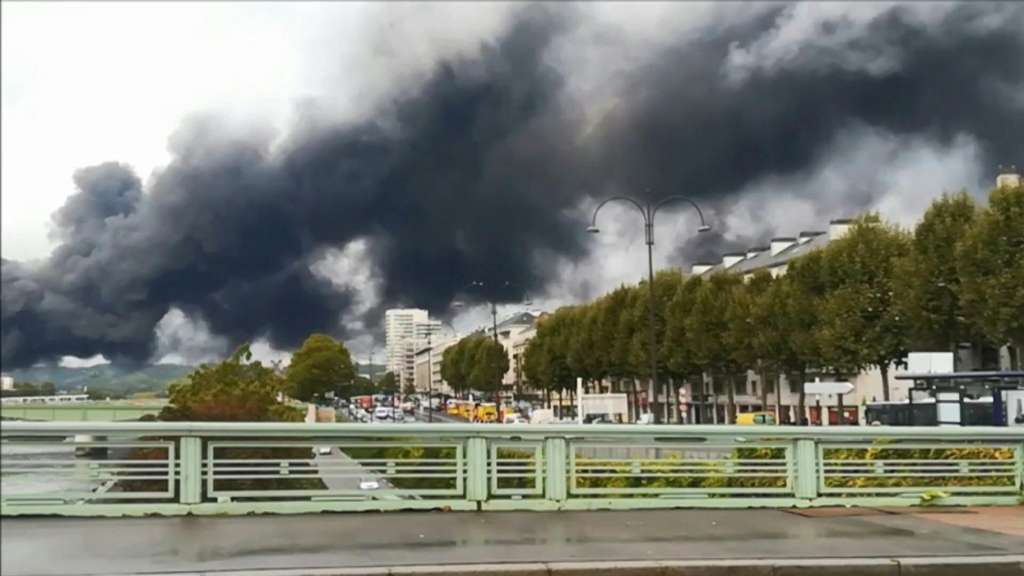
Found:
[160,344,301,422]
[609,287,642,416]
[897,192,978,354]
[402,380,417,398]
[685,273,743,423]
[377,371,399,395]
[5,381,57,397]
[781,248,831,423]
[468,336,510,395]
[286,334,355,402]
[728,272,775,414]
[664,276,704,421]
[348,376,376,397]
[957,184,1024,368]
[818,216,912,401]
[523,310,575,408]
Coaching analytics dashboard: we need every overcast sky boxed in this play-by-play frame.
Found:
[2,2,1017,368]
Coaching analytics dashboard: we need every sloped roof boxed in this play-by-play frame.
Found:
[701,231,830,277]
[496,311,538,329]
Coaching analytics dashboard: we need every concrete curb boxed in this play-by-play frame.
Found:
[135,556,1024,576]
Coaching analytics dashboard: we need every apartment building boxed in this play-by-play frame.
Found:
[385,309,441,388]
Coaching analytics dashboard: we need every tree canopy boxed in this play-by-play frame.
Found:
[285,334,355,402]
[442,334,509,397]
[160,344,302,422]
[515,183,1021,421]
[377,371,400,395]
[956,184,1024,368]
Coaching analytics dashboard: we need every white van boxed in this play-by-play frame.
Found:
[529,408,557,424]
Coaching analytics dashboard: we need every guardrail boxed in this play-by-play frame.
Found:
[2,422,1021,516]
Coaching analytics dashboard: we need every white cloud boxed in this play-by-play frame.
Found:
[153,307,228,365]
[248,339,292,368]
[310,239,381,320]
[724,2,962,82]
[721,125,986,238]
[59,354,110,368]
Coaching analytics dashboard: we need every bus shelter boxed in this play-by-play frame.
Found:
[891,371,1024,426]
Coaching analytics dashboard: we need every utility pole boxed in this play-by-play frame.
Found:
[491,302,499,343]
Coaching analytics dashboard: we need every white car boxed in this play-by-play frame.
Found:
[373,406,393,421]
[315,446,332,455]
[636,413,656,425]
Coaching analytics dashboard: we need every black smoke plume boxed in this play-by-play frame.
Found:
[3,3,1022,367]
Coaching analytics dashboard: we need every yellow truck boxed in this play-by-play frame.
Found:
[475,403,499,423]
[736,411,777,425]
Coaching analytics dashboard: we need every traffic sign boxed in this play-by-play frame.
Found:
[804,381,854,395]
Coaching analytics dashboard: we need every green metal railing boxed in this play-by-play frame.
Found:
[1,422,1021,516]
[0,401,166,422]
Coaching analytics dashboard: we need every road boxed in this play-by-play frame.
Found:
[3,508,1022,575]
[314,447,393,492]
[417,407,464,423]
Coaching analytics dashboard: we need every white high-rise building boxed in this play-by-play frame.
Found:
[385,309,441,387]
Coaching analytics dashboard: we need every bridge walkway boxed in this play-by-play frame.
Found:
[3,508,1022,575]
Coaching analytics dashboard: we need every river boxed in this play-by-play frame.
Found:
[1,443,107,497]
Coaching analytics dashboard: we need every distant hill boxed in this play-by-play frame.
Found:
[4,364,193,396]
[354,362,387,378]
[5,359,385,397]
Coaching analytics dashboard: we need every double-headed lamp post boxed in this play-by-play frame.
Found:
[457,281,531,343]
[587,195,711,424]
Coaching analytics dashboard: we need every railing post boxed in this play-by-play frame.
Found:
[466,437,488,503]
[1017,441,1024,492]
[179,436,202,505]
[544,437,567,503]
[794,438,818,501]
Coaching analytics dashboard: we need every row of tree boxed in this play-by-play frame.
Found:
[522,184,1023,423]
[161,334,391,422]
[1,381,57,397]
[440,334,510,397]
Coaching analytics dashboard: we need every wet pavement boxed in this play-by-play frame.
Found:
[3,508,1022,575]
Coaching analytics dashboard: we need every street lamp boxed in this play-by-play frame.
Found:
[425,320,458,423]
[587,194,711,424]
[454,280,527,343]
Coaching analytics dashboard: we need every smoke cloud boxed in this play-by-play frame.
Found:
[3,3,1022,368]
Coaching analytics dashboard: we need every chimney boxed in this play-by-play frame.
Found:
[829,218,852,241]
[721,252,745,269]
[746,246,768,259]
[691,262,714,275]
[797,231,825,244]
[769,237,796,256]
[996,165,1021,188]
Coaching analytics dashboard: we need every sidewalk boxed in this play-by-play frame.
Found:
[3,508,1022,575]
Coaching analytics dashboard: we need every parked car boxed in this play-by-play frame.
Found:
[502,414,528,424]
[636,413,656,425]
[529,409,556,424]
